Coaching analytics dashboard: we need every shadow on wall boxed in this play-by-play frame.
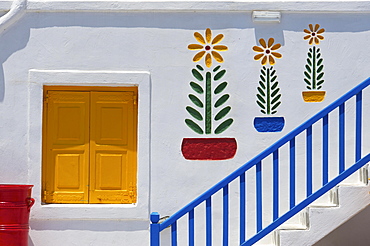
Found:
[0,11,30,102]
[314,204,370,246]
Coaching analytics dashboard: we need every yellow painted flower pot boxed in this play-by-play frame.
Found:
[302,91,326,102]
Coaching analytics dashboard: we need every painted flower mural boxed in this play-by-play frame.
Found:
[253,38,282,66]
[252,38,284,132]
[304,24,325,45]
[182,28,236,160]
[302,24,326,102]
[188,28,228,68]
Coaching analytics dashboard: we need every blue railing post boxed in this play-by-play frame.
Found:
[150,212,161,246]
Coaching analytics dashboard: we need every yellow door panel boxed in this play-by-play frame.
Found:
[95,152,127,190]
[90,91,137,204]
[43,87,137,204]
[43,91,90,204]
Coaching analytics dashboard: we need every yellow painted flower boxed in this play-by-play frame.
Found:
[252,38,282,66]
[188,28,228,68]
[304,24,325,45]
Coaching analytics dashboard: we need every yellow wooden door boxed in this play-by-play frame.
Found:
[43,91,90,203]
[89,91,137,204]
[43,87,137,204]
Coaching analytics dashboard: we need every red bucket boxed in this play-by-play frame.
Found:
[0,185,35,246]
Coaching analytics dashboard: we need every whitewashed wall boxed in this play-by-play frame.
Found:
[0,1,369,245]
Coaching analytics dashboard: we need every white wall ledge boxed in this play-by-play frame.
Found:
[0,0,369,13]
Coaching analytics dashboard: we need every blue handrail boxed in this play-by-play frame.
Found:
[150,77,370,246]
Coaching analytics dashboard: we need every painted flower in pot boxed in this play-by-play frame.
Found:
[302,24,326,102]
[252,38,284,132]
[182,28,237,160]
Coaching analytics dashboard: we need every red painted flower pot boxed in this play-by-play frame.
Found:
[0,185,35,246]
[181,138,237,160]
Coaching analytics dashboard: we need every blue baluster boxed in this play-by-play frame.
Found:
[171,221,177,246]
[323,115,329,185]
[273,150,279,220]
[240,173,246,244]
[290,138,296,209]
[223,185,229,246]
[256,161,262,232]
[306,126,313,197]
[150,212,160,246]
[356,91,362,161]
[189,209,194,246]
[339,103,345,173]
[206,197,212,246]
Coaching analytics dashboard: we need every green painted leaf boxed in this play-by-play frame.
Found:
[304,78,311,85]
[213,65,221,72]
[317,80,325,86]
[257,87,266,97]
[317,86,322,90]
[215,106,231,121]
[317,48,321,53]
[214,82,228,94]
[257,100,265,110]
[271,94,281,104]
[317,65,324,73]
[259,81,266,89]
[317,53,321,59]
[317,72,324,80]
[271,82,279,90]
[185,119,204,134]
[190,82,204,94]
[307,86,312,90]
[305,65,312,73]
[214,70,226,81]
[271,110,277,115]
[261,68,266,76]
[260,75,266,82]
[271,88,280,97]
[304,71,311,79]
[257,94,266,104]
[189,94,204,108]
[307,58,312,66]
[214,118,233,134]
[271,101,281,111]
[317,58,323,66]
[261,110,266,114]
[271,76,277,83]
[270,69,276,77]
[186,106,203,120]
[192,69,203,81]
[215,94,230,108]
[196,65,204,71]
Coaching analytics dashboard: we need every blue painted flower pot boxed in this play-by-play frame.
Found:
[254,116,285,132]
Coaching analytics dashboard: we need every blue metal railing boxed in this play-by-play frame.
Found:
[150,78,370,246]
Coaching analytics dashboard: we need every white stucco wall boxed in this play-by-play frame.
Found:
[0,1,369,245]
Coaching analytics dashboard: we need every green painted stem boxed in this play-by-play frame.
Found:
[205,71,212,134]
[267,68,271,115]
[312,46,316,90]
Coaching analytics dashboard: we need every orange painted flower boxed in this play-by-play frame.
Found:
[188,28,228,68]
[304,24,325,45]
[252,38,282,66]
